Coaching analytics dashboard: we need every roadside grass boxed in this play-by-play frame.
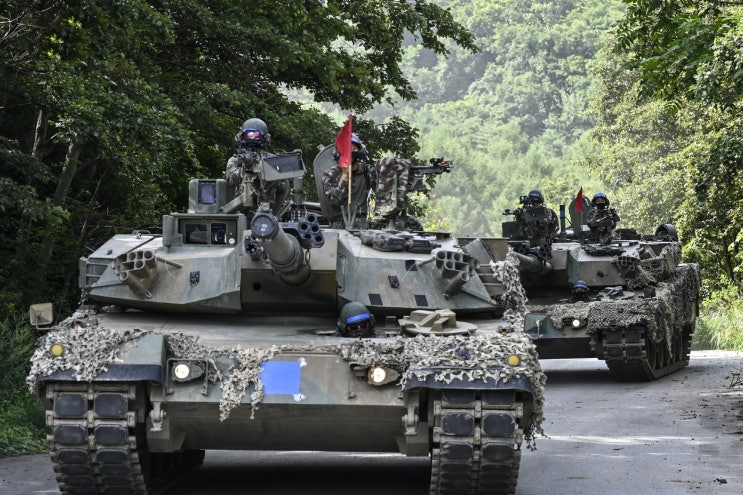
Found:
[692,290,743,351]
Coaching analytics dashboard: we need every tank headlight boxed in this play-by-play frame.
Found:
[368,365,400,386]
[507,354,521,367]
[572,319,582,328]
[173,363,191,380]
[170,360,206,383]
[49,343,65,357]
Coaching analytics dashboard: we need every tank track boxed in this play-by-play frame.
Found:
[429,389,525,495]
[45,382,204,495]
[598,323,694,381]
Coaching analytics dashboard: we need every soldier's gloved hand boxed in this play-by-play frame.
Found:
[341,167,351,181]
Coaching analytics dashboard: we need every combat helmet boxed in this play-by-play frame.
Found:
[592,192,609,208]
[236,118,271,148]
[337,301,375,337]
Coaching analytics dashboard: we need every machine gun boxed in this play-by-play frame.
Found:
[221,148,306,217]
[411,157,453,176]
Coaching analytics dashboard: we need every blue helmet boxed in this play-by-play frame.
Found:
[350,133,368,162]
[527,190,544,204]
[338,301,375,337]
[592,192,609,207]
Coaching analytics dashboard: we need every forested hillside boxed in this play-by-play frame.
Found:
[374,0,624,236]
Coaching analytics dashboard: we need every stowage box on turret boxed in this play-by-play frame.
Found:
[28,146,545,495]
[502,192,700,380]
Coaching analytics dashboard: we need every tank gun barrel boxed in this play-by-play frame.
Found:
[250,210,310,285]
[513,252,553,276]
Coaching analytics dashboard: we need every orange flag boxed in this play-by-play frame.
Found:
[335,115,353,168]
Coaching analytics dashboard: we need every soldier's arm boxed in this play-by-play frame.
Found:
[322,167,349,205]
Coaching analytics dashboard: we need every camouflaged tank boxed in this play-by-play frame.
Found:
[501,193,701,381]
[27,146,545,495]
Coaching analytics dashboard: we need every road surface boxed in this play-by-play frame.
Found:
[2,351,742,494]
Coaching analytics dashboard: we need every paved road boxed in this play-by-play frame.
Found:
[2,351,742,494]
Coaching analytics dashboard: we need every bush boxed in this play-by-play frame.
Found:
[0,316,47,456]
[692,285,743,351]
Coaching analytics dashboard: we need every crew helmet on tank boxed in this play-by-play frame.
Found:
[350,133,368,162]
[337,301,375,337]
[236,118,270,148]
[527,190,544,204]
[592,192,609,208]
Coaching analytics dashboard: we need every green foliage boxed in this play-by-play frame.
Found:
[0,0,477,313]
[385,0,623,236]
[593,1,743,290]
[693,284,743,351]
[0,317,46,455]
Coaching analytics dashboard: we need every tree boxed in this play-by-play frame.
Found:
[611,0,743,288]
[0,0,478,313]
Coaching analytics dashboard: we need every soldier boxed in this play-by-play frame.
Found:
[374,155,413,230]
[321,133,377,229]
[586,192,620,244]
[513,189,559,246]
[571,280,590,302]
[225,117,289,217]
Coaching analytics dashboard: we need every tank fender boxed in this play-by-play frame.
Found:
[402,366,533,393]
[38,333,166,384]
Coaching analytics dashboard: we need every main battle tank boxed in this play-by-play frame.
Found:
[27,146,545,495]
[502,193,701,380]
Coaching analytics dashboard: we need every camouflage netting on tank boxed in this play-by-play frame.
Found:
[334,333,546,445]
[27,322,546,444]
[27,308,148,387]
[490,251,528,328]
[616,242,682,290]
[530,263,701,355]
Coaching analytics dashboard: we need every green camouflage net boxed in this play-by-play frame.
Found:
[529,263,700,356]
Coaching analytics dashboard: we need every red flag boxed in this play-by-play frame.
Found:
[575,187,584,213]
[335,115,353,168]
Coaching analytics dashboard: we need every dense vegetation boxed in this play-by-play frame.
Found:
[1,0,740,455]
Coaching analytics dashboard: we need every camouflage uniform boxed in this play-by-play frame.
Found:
[374,157,412,228]
[512,205,559,247]
[587,207,620,244]
[225,149,289,217]
[321,162,377,229]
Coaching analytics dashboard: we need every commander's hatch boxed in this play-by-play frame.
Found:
[312,144,338,223]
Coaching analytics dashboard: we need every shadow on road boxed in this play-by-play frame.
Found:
[166,451,431,495]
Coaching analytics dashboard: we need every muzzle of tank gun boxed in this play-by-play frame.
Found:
[513,251,553,276]
[250,212,311,285]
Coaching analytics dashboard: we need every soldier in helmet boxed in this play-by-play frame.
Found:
[571,280,590,302]
[225,118,289,218]
[321,133,377,229]
[586,192,620,244]
[511,189,559,246]
[337,301,376,338]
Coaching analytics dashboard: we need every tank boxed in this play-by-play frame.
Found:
[502,193,701,380]
[27,146,546,495]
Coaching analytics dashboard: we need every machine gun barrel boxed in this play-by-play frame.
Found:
[250,211,310,285]
[513,252,553,276]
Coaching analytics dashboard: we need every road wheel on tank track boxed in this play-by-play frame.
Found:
[46,382,204,494]
[429,389,526,495]
[601,323,692,381]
